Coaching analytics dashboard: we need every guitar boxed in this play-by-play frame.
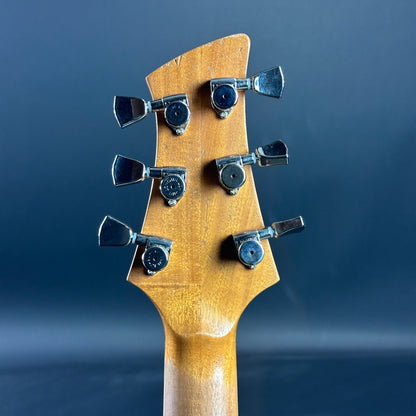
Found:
[98,33,304,416]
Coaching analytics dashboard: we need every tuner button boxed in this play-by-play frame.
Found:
[112,155,146,186]
[272,216,305,237]
[220,163,246,193]
[256,140,288,167]
[251,66,284,98]
[114,96,148,128]
[160,174,186,206]
[142,245,169,275]
[238,239,265,269]
[98,216,133,246]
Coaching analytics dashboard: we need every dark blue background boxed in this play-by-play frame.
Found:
[1,0,415,414]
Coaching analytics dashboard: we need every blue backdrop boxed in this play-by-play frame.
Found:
[1,0,415,415]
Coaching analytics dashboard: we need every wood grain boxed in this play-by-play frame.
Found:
[127,33,279,416]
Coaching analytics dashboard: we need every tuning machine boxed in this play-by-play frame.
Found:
[210,66,284,118]
[233,217,305,269]
[113,93,191,135]
[98,216,173,275]
[216,140,288,194]
[112,155,187,206]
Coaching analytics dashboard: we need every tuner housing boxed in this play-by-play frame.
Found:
[233,216,305,268]
[215,140,288,195]
[140,236,173,275]
[216,154,256,195]
[233,232,265,269]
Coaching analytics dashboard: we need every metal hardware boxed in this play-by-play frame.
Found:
[233,216,305,269]
[215,140,288,194]
[210,66,284,118]
[112,155,187,206]
[113,93,191,135]
[98,215,173,275]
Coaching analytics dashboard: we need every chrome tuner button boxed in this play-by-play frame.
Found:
[210,66,284,118]
[215,140,288,194]
[98,216,173,275]
[112,155,146,186]
[111,155,187,206]
[113,93,190,135]
[233,216,305,268]
[98,215,134,247]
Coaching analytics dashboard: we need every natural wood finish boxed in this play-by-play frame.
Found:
[127,34,279,416]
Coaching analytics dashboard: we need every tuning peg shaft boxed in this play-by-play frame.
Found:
[210,66,284,118]
[215,140,288,194]
[98,216,173,275]
[233,216,305,268]
[113,93,191,135]
[112,155,187,206]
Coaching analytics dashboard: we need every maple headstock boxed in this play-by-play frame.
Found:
[123,34,278,337]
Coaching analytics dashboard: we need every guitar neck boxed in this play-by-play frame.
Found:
[164,324,238,415]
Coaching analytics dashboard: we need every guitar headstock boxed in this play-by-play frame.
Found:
[100,34,303,338]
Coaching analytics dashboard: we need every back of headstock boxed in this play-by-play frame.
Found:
[129,34,279,338]
[99,34,304,416]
